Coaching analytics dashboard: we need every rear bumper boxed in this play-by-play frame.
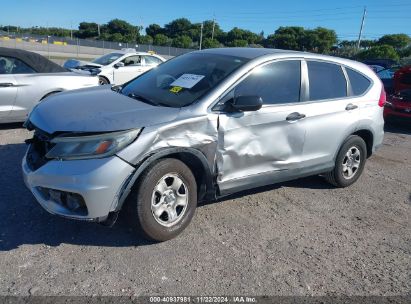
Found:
[22,150,135,221]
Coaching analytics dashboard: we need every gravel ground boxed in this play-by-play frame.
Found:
[0,122,410,297]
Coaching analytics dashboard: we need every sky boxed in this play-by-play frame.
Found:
[1,0,410,40]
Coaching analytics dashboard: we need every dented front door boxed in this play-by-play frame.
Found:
[216,104,307,194]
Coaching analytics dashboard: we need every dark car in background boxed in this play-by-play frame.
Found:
[384,89,411,120]
[383,66,411,122]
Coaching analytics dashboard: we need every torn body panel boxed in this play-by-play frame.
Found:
[117,112,219,167]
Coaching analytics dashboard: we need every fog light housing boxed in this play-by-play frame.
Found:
[36,187,88,215]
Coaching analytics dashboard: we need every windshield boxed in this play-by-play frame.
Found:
[120,52,249,108]
[92,52,124,65]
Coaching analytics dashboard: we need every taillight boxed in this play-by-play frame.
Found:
[378,87,386,107]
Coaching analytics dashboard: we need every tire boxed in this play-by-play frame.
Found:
[324,135,367,188]
[98,76,109,85]
[127,158,197,242]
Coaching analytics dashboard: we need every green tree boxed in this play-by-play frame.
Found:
[139,35,153,45]
[106,19,140,42]
[360,39,376,49]
[110,33,123,42]
[146,24,164,37]
[75,22,99,38]
[172,35,192,48]
[356,45,400,61]
[202,20,223,40]
[228,39,248,47]
[378,34,411,50]
[153,34,170,46]
[202,38,221,49]
[264,26,305,50]
[312,27,337,53]
[165,18,192,38]
[399,46,411,58]
[225,27,261,46]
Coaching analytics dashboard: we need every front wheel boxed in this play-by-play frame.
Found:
[324,135,367,188]
[98,76,109,85]
[127,158,197,242]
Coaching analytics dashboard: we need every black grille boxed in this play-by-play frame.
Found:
[26,129,56,171]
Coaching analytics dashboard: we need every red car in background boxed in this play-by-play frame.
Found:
[383,66,411,121]
[384,89,411,120]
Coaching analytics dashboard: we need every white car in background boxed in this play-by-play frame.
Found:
[64,49,166,85]
[0,47,99,123]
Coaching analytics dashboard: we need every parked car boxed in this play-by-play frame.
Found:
[362,59,397,69]
[393,65,411,93]
[0,47,99,123]
[377,67,399,95]
[23,48,385,241]
[369,64,385,73]
[64,49,166,85]
[384,88,411,120]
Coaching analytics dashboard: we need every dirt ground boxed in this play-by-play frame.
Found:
[0,122,410,296]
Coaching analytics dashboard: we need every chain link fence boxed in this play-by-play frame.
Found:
[0,31,195,58]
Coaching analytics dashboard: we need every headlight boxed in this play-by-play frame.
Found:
[46,129,140,160]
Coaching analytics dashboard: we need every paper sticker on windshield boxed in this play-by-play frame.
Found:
[170,86,183,94]
[170,74,205,89]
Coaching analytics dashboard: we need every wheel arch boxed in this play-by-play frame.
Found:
[115,147,216,212]
[352,129,374,158]
[40,90,63,101]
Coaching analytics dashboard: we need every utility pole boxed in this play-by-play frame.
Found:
[97,23,100,37]
[199,22,204,50]
[357,6,367,49]
[70,21,73,40]
[211,16,216,41]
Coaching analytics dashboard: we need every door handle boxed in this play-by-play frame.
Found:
[286,112,306,121]
[345,103,358,111]
[0,83,14,87]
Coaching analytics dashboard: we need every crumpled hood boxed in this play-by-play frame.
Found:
[29,86,181,134]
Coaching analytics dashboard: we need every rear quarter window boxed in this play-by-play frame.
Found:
[346,68,371,95]
[307,61,347,101]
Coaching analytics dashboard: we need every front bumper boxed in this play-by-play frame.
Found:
[22,150,135,221]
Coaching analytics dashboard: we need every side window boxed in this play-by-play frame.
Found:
[0,56,35,74]
[307,61,347,100]
[234,60,301,105]
[144,56,163,66]
[346,68,371,95]
[122,55,142,66]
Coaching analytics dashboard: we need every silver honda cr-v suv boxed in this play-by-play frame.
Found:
[22,48,385,241]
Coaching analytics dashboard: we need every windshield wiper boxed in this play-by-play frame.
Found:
[127,93,158,106]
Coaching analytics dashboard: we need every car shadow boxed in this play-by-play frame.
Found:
[209,175,334,205]
[0,143,347,251]
[384,120,411,135]
[0,122,25,130]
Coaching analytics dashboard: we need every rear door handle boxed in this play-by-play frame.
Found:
[286,112,306,121]
[345,103,358,111]
[0,83,14,87]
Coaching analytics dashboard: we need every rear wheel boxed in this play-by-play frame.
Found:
[324,135,367,187]
[127,158,197,242]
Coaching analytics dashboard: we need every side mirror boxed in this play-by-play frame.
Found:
[230,95,263,112]
[114,62,125,69]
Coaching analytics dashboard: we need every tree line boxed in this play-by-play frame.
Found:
[2,18,411,61]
